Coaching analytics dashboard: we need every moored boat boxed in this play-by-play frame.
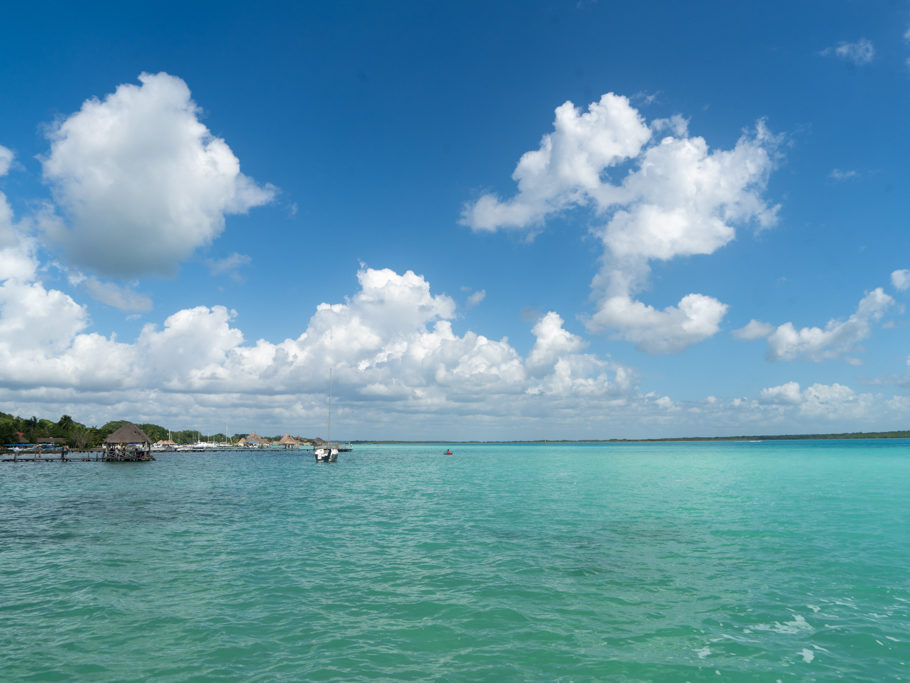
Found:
[315,369,340,463]
[314,445,339,462]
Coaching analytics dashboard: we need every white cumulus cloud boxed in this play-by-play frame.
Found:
[527,311,586,370]
[41,72,275,277]
[588,293,728,354]
[891,269,910,292]
[0,145,13,176]
[462,93,651,231]
[462,93,779,353]
[733,319,776,340]
[760,381,803,404]
[0,145,17,248]
[0,264,638,434]
[737,287,894,361]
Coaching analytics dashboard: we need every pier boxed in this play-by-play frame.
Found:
[1,450,102,463]
[2,421,156,463]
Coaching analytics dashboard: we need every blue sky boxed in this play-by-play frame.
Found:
[2,1,910,439]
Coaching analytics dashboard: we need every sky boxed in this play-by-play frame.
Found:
[2,1,910,440]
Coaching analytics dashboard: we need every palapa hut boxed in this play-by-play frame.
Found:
[246,432,263,447]
[103,422,154,462]
[277,433,300,449]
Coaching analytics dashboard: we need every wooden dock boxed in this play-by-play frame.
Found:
[1,451,103,463]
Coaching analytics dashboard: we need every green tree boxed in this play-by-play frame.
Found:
[139,423,168,442]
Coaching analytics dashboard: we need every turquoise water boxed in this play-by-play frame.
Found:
[2,440,910,680]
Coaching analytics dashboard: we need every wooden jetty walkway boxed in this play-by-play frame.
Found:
[1,451,102,463]
[3,423,157,463]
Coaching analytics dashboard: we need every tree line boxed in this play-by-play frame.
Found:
[0,412,309,448]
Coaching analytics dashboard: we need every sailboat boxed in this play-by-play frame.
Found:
[314,369,339,463]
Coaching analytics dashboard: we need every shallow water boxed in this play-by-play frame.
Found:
[2,440,910,680]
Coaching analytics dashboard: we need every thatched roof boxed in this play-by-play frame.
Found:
[246,432,262,443]
[154,439,176,446]
[237,437,248,446]
[104,422,152,444]
[277,433,299,445]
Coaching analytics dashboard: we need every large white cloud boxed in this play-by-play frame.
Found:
[462,93,778,353]
[0,239,137,392]
[4,254,910,438]
[595,123,778,296]
[735,287,894,361]
[463,94,651,231]
[0,264,636,434]
[757,381,876,421]
[41,72,275,277]
[587,293,728,354]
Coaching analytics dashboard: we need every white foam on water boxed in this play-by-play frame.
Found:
[885,636,900,642]
[753,614,812,635]
[807,604,820,613]
[799,648,814,663]
[715,633,756,645]
[695,646,711,659]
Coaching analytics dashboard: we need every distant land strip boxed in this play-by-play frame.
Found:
[356,431,910,444]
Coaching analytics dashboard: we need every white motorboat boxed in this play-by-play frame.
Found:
[314,445,338,463]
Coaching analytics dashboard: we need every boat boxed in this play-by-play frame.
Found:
[314,445,339,463]
[315,369,339,463]
[444,449,453,455]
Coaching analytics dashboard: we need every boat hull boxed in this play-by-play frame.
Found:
[314,447,338,463]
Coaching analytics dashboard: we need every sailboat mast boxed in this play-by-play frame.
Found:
[325,368,334,442]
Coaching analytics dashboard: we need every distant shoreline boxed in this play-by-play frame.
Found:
[355,430,910,445]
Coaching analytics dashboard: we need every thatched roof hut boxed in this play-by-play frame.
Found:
[102,422,154,462]
[154,439,176,446]
[104,422,152,444]
[277,433,300,448]
[246,432,263,445]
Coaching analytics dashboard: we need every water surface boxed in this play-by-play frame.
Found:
[2,440,909,680]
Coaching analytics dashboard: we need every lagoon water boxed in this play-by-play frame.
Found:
[2,440,910,680]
